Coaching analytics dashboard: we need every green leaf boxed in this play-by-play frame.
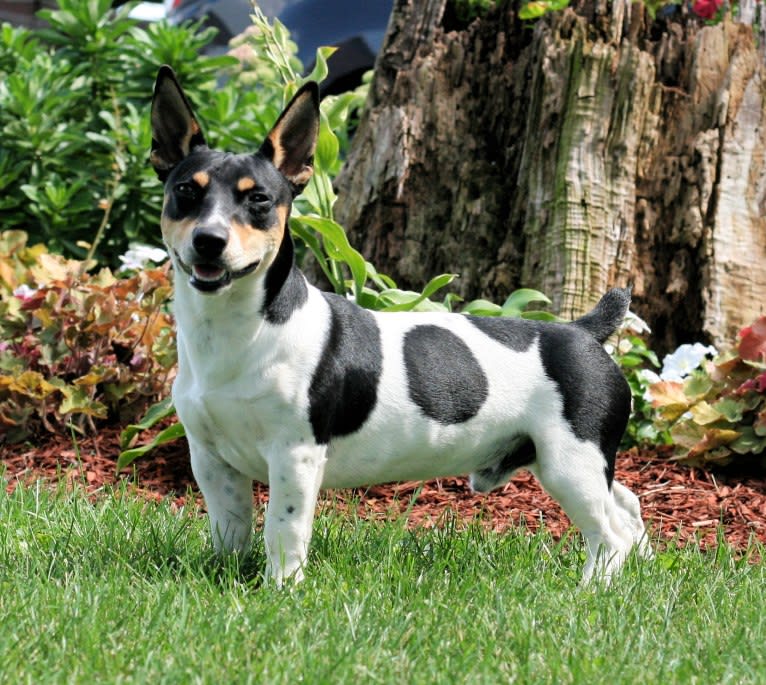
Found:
[501,288,551,317]
[315,113,340,175]
[520,310,560,322]
[119,396,175,450]
[295,214,367,301]
[117,421,186,470]
[689,401,724,426]
[305,46,336,85]
[462,299,502,317]
[378,273,457,312]
[713,397,747,423]
[729,426,766,455]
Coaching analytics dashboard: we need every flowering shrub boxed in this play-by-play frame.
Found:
[0,231,175,443]
[649,320,766,466]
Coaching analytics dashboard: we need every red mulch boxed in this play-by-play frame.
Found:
[2,426,766,552]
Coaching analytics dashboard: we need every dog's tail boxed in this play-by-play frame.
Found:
[571,287,632,344]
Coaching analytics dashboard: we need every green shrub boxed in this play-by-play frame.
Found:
[0,0,247,267]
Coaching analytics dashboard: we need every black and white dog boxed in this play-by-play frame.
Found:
[150,66,649,585]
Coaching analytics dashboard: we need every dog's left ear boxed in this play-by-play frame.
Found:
[260,82,320,195]
[150,65,207,181]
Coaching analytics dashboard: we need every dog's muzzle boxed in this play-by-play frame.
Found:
[174,251,261,293]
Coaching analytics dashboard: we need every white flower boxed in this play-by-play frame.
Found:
[13,284,38,299]
[118,243,168,271]
[617,338,634,355]
[621,310,651,335]
[660,343,718,381]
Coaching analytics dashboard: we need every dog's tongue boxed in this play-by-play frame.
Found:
[192,264,226,282]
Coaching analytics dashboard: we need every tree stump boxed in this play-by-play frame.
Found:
[334,0,766,352]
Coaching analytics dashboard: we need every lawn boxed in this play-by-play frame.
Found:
[1,481,764,684]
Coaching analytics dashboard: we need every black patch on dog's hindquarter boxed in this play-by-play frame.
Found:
[538,327,631,484]
[468,314,630,485]
[308,294,382,444]
[404,325,488,424]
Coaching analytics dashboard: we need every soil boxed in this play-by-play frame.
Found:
[3,426,766,552]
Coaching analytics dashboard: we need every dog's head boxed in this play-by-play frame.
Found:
[150,66,319,294]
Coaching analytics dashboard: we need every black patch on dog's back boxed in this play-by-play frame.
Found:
[537,326,631,484]
[308,293,382,444]
[467,316,538,351]
[403,325,488,424]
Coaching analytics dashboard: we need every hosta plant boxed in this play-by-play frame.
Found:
[649,319,766,466]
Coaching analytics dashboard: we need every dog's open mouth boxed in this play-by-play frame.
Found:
[174,252,261,293]
[191,263,231,292]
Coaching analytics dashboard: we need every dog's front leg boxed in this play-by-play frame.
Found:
[263,442,327,587]
[189,441,253,554]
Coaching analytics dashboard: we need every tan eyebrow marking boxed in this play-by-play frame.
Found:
[237,177,256,192]
[192,171,209,187]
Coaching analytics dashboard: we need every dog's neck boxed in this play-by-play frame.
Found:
[171,230,307,339]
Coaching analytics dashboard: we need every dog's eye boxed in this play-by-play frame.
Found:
[175,182,198,199]
[247,191,271,207]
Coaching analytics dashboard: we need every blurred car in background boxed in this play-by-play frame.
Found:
[0,1,392,96]
[165,0,393,95]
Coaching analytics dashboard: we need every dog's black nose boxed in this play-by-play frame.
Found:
[192,225,228,260]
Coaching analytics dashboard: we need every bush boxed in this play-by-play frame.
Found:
[650,321,766,467]
[0,231,174,443]
[0,0,279,267]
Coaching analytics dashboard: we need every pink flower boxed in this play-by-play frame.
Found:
[739,316,766,362]
[692,0,724,20]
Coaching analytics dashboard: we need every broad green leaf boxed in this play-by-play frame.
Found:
[117,421,186,470]
[315,113,340,175]
[501,288,551,317]
[729,426,766,455]
[520,310,560,322]
[713,397,747,423]
[378,273,456,312]
[296,214,367,301]
[119,396,175,449]
[462,299,502,317]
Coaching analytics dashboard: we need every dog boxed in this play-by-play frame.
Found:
[150,66,649,586]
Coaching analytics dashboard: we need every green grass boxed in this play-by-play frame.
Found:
[0,481,764,684]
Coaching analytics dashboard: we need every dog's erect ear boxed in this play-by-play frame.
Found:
[260,82,320,194]
[151,65,207,181]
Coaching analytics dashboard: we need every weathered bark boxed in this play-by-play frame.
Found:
[334,0,766,352]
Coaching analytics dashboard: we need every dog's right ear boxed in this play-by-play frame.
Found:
[150,66,207,181]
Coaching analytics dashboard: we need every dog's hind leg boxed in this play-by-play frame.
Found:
[263,442,328,587]
[529,437,634,585]
[612,479,652,559]
[190,443,254,554]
